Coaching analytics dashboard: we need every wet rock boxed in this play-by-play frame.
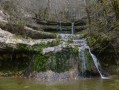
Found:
[31,69,79,82]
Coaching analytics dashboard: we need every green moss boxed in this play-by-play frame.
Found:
[40,32,57,39]
[28,40,61,72]
[32,46,79,72]
[17,44,32,51]
[85,50,93,71]
[49,47,79,73]
[15,39,61,52]
[12,35,22,39]
[4,38,79,73]
[34,39,60,48]
[32,53,50,72]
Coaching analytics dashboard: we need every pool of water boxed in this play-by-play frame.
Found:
[0,77,119,90]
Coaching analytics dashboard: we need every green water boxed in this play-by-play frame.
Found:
[0,77,119,90]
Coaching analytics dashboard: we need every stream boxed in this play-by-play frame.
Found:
[0,77,119,90]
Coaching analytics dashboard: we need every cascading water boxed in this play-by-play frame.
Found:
[88,48,109,79]
[71,22,75,34]
[88,48,103,77]
[80,49,87,78]
[79,40,109,79]
[41,8,108,79]
[59,21,62,31]
[58,33,109,79]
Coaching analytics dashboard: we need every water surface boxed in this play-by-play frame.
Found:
[0,77,119,90]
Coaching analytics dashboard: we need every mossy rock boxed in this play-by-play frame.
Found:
[32,46,79,73]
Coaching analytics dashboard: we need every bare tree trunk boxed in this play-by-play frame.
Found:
[86,8,91,36]
[84,0,92,36]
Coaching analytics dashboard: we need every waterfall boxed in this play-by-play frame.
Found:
[54,33,109,79]
[42,18,109,79]
[88,48,103,78]
[59,21,62,31]
[78,39,109,79]
[71,22,75,34]
[80,49,87,78]
[88,47,109,79]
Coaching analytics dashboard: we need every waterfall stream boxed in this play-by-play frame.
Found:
[59,21,62,31]
[41,19,109,79]
[71,22,74,34]
[88,48,109,79]
[58,33,109,79]
[80,49,87,78]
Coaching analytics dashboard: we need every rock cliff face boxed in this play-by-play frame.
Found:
[0,8,84,79]
[0,9,57,48]
[0,8,55,78]
[0,0,100,80]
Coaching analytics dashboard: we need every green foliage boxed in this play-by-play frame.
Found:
[87,33,110,50]
[32,53,50,72]
[87,36,96,47]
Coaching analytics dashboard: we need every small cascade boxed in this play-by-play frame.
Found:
[58,34,78,40]
[88,48,103,78]
[88,48,109,79]
[71,22,75,34]
[78,39,108,79]
[59,21,62,31]
[80,49,87,78]
[58,33,108,79]
[40,18,108,79]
